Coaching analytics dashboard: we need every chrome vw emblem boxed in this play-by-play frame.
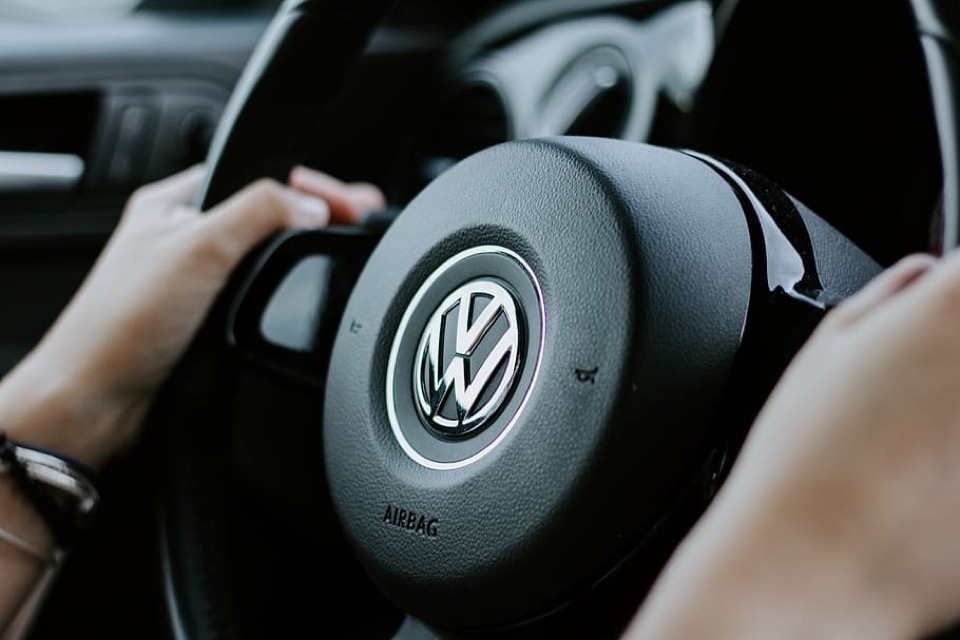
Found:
[386,245,543,470]
[414,280,522,436]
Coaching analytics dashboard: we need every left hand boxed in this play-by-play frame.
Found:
[0,164,385,470]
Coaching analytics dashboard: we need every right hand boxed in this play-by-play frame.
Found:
[625,251,960,640]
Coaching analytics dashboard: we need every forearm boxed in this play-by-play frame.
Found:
[0,349,147,471]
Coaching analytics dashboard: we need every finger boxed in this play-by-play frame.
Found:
[288,165,386,225]
[826,253,940,328]
[131,164,207,208]
[198,178,330,268]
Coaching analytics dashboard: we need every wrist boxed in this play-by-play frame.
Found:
[0,350,149,470]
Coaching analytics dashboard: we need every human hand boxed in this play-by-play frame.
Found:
[624,252,960,640]
[0,165,385,470]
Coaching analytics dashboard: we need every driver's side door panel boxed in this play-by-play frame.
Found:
[0,10,269,638]
[0,11,269,376]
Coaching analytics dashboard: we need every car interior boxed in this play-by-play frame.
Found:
[0,0,950,638]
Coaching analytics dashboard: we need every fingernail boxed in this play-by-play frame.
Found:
[290,191,330,225]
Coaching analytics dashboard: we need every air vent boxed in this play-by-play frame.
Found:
[419,81,510,185]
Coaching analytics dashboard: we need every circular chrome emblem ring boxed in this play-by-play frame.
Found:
[386,246,545,470]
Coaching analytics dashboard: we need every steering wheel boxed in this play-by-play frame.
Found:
[152,1,960,639]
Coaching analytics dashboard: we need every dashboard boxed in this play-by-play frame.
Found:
[0,0,940,268]
[321,0,940,267]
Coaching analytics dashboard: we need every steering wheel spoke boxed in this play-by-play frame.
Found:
[227,227,381,386]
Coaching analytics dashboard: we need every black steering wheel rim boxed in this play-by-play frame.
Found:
[914,0,960,252]
[154,2,960,639]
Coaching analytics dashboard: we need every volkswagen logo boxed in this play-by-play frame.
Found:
[386,246,544,470]
[414,280,522,437]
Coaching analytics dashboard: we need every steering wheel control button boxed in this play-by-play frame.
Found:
[386,247,544,468]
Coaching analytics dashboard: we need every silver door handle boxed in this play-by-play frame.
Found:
[0,151,84,192]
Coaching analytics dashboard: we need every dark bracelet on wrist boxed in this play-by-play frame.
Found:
[0,431,100,550]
